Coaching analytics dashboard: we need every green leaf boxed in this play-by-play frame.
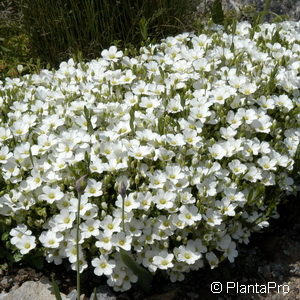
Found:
[271,29,281,44]
[159,67,165,80]
[51,274,63,300]
[84,105,89,118]
[247,188,254,203]
[139,17,149,41]
[267,63,279,93]
[0,45,10,52]
[130,107,135,134]
[83,105,94,134]
[92,287,98,300]
[211,0,224,25]
[158,116,165,135]
[1,232,9,241]
[30,255,44,270]
[295,142,300,160]
[13,252,23,262]
[120,249,153,293]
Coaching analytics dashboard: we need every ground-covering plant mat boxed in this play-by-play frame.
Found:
[0,19,299,293]
[1,195,300,299]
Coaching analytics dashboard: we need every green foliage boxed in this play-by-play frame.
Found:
[92,287,98,300]
[51,274,63,300]
[20,0,194,67]
[23,249,45,270]
[0,21,43,80]
[210,0,224,25]
[120,249,153,293]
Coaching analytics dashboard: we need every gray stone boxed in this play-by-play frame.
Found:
[195,0,300,21]
[1,278,67,300]
[0,292,8,300]
[89,285,117,300]
[66,290,86,300]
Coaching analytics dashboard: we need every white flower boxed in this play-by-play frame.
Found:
[203,209,223,227]
[115,194,140,212]
[243,166,262,182]
[92,255,116,276]
[148,171,167,189]
[208,144,226,160]
[111,232,132,251]
[220,126,237,139]
[95,232,113,251]
[39,186,64,204]
[71,258,88,273]
[205,252,219,269]
[226,111,243,129]
[257,156,277,171]
[153,190,176,210]
[0,146,13,164]
[174,244,201,264]
[0,127,12,142]
[166,95,184,113]
[128,144,153,160]
[239,82,257,95]
[178,205,201,225]
[216,198,237,216]
[274,95,294,111]
[166,133,185,147]
[15,235,36,255]
[65,242,84,264]
[84,179,103,197]
[139,96,161,110]
[10,224,32,245]
[11,120,29,136]
[228,159,247,175]
[101,46,123,62]
[165,165,185,183]
[225,241,238,262]
[100,215,122,234]
[211,86,236,104]
[39,231,63,248]
[153,250,174,270]
[107,267,127,287]
[80,219,101,239]
[52,209,76,231]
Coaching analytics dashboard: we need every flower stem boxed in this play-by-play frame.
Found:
[76,192,81,300]
[122,193,125,232]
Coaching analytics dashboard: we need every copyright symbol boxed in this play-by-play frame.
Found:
[211,282,222,294]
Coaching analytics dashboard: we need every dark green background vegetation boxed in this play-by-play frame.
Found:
[1,0,287,80]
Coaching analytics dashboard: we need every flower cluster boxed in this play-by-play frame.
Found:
[0,20,300,291]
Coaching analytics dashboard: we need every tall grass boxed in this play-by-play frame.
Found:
[20,0,194,67]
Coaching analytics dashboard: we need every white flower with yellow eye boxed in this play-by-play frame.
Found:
[92,255,116,276]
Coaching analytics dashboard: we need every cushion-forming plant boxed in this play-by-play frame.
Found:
[0,20,300,291]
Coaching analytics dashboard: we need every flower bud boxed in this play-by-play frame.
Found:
[75,174,88,194]
[101,202,108,210]
[118,181,127,199]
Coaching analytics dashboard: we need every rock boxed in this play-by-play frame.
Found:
[195,0,300,21]
[0,292,8,300]
[1,278,68,300]
[89,285,117,300]
[66,290,85,300]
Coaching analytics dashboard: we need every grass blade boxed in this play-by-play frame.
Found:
[120,249,153,293]
[50,274,63,300]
